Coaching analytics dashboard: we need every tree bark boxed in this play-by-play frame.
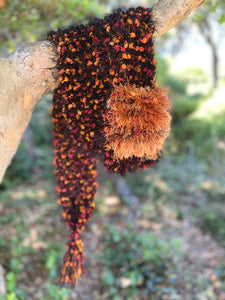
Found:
[0,0,205,182]
[151,0,206,38]
[198,18,219,88]
[0,41,58,182]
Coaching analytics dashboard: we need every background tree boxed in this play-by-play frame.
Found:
[193,0,225,88]
[0,0,104,55]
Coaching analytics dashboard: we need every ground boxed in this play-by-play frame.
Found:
[0,157,225,299]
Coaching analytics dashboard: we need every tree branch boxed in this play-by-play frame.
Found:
[0,0,205,182]
[152,0,206,38]
[0,41,58,182]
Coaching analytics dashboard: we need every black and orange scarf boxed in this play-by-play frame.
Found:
[48,7,171,286]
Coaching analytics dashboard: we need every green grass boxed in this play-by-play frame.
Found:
[101,224,181,299]
[196,210,225,247]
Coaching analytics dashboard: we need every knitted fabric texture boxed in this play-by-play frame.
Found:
[48,6,171,286]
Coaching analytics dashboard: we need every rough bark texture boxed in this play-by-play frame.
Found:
[0,41,58,182]
[0,0,205,182]
[152,0,206,38]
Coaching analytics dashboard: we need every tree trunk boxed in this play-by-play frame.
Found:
[198,18,219,88]
[211,41,218,88]
[0,0,205,182]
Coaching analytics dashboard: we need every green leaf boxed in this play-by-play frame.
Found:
[193,14,204,22]
[59,288,72,297]
[218,14,225,24]
[103,269,115,286]
[6,293,18,300]
[6,272,16,293]
[210,3,219,13]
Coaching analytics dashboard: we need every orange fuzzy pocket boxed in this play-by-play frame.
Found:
[104,83,171,160]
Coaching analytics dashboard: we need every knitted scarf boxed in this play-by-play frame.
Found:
[48,6,171,286]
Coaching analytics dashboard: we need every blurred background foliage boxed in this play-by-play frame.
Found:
[0,0,104,54]
[0,0,225,299]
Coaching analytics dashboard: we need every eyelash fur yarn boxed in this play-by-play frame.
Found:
[48,6,171,287]
[105,83,171,161]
